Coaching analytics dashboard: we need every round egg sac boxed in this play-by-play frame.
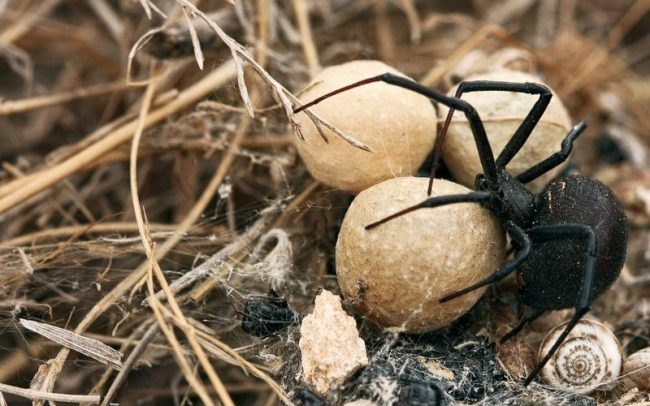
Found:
[336,176,505,332]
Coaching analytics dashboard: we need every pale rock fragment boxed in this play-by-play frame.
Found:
[299,290,368,394]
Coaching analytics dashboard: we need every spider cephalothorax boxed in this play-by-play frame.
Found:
[295,73,628,386]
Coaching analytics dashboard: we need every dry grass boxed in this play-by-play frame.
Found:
[0,0,649,404]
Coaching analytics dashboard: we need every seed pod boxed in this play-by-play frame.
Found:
[294,60,437,194]
[336,176,505,332]
[438,69,572,193]
[624,347,650,390]
[539,319,622,394]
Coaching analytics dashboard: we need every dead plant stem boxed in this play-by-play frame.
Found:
[0,60,237,215]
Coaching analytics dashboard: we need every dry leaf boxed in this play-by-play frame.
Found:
[20,319,123,370]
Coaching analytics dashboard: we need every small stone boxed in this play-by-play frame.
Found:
[624,347,650,390]
[299,290,369,394]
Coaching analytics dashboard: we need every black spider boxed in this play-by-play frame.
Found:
[295,73,628,386]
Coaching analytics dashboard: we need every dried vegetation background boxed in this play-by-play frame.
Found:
[0,0,649,405]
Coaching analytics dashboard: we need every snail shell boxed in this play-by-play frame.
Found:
[539,319,622,394]
[624,347,650,390]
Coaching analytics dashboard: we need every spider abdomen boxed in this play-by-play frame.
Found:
[517,175,628,310]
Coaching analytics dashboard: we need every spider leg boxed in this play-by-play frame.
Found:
[516,122,586,184]
[524,307,590,386]
[439,221,530,302]
[436,81,552,179]
[523,224,597,386]
[365,191,494,230]
[499,308,545,344]
[294,73,499,188]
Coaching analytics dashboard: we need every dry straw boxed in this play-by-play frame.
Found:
[0,0,649,404]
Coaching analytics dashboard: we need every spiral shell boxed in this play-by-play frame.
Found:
[539,319,622,394]
[624,347,650,390]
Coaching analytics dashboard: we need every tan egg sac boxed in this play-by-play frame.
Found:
[438,69,572,193]
[336,177,505,333]
[294,60,437,194]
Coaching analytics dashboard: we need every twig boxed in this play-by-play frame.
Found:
[397,0,422,43]
[146,270,216,405]
[100,324,160,406]
[130,62,227,406]
[135,62,221,400]
[29,57,238,403]
[0,81,140,116]
[293,0,320,77]
[420,25,515,87]
[0,0,61,44]
[271,180,320,228]
[0,60,237,215]
[88,0,124,44]
[560,0,650,96]
[0,339,51,383]
[374,0,396,61]
[193,324,291,404]
[145,206,279,304]
[1,222,179,247]
[171,0,368,149]
[181,5,204,69]
[127,31,287,401]
[0,383,100,404]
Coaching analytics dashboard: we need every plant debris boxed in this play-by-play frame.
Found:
[0,1,649,404]
[19,318,123,371]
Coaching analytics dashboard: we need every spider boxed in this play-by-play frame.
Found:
[294,73,628,386]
